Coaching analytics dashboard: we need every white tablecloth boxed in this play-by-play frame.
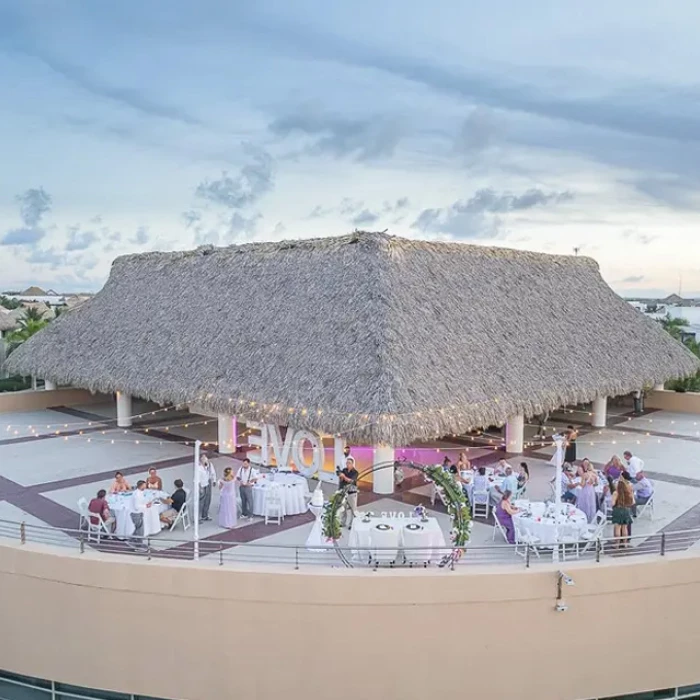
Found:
[252,473,310,517]
[512,501,588,545]
[349,516,446,564]
[461,470,507,502]
[107,490,168,538]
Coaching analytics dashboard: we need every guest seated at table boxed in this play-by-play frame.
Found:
[604,455,624,481]
[492,466,519,504]
[160,479,187,526]
[145,467,162,491]
[470,466,489,500]
[601,476,615,515]
[109,471,131,494]
[442,456,451,470]
[456,452,471,472]
[517,462,530,488]
[88,489,115,532]
[494,458,512,476]
[495,491,520,544]
[559,465,579,505]
[633,471,654,509]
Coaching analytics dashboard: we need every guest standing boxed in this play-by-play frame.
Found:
[604,455,624,481]
[612,478,635,548]
[218,467,238,529]
[236,458,259,518]
[577,460,598,523]
[517,462,530,489]
[564,426,578,464]
[338,456,360,528]
[129,480,152,550]
[495,491,520,544]
[492,466,519,505]
[197,453,216,522]
[623,451,644,480]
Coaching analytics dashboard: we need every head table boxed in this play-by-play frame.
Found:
[349,514,447,565]
[511,500,588,545]
[106,490,168,539]
[252,472,310,517]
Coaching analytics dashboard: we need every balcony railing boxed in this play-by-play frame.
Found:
[0,517,696,570]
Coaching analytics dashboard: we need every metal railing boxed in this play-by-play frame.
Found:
[1,517,698,571]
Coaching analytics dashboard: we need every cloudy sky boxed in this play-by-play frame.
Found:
[1,1,699,296]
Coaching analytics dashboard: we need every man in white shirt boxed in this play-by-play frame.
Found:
[492,466,519,504]
[129,480,152,550]
[623,451,644,480]
[236,458,259,518]
[197,454,217,522]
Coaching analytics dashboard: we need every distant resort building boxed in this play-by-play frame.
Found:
[7,231,700,484]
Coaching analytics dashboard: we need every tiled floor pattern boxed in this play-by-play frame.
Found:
[1,400,700,566]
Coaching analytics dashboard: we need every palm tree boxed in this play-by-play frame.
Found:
[5,316,49,355]
[22,306,45,323]
[659,313,688,341]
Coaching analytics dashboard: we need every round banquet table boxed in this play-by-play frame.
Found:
[252,473,310,517]
[512,501,588,545]
[107,490,168,539]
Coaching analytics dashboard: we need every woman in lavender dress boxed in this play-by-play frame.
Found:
[577,459,598,524]
[495,491,520,544]
[218,467,238,529]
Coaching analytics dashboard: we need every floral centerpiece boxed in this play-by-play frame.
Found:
[413,504,428,521]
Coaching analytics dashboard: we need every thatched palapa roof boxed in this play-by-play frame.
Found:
[0,311,18,332]
[7,232,699,445]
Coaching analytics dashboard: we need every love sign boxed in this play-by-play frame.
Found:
[247,422,344,479]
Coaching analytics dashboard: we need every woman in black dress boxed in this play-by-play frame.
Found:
[564,425,578,464]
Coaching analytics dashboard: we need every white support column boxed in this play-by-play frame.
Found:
[372,445,395,495]
[116,391,132,428]
[505,415,525,454]
[591,396,607,428]
[44,380,56,391]
[654,383,665,391]
[217,413,236,454]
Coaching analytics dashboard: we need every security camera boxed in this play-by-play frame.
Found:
[558,571,575,586]
[555,601,569,613]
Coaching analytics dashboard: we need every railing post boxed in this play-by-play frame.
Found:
[661,532,666,557]
[147,538,152,561]
[219,544,224,566]
[525,543,530,569]
[19,521,26,545]
[79,534,85,554]
[295,547,299,571]
[596,538,601,563]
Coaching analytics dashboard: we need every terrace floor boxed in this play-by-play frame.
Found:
[1,399,700,568]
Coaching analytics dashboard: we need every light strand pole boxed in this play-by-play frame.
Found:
[552,433,565,564]
[193,440,201,561]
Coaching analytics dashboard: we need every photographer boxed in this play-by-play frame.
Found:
[337,456,359,528]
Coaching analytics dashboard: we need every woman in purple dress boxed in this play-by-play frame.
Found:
[218,467,238,529]
[577,459,598,523]
[495,491,520,544]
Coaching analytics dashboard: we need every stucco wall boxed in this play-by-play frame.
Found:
[0,387,107,413]
[1,543,699,700]
[647,388,700,413]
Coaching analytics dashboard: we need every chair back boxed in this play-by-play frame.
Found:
[77,497,89,515]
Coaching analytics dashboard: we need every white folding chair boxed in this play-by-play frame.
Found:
[86,511,112,543]
[581,513,607,555]
[371,527,399,566]
[514,522,541,559]
[77,497,90,530]
[402,525,433,566]
[558,532,580,560]
[492,514,509,542]
[170,488,192,532]
[263,486,284,525]
[637,492,655,519]
[472,489,490,519]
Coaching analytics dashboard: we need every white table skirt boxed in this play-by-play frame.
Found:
[107,490,168,538]
[349,516,446,563]
[252,474,310,517]
[512,502,588,545]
